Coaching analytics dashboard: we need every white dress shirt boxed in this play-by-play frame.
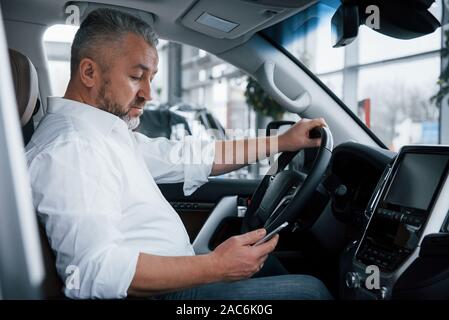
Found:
[25,97,215,299]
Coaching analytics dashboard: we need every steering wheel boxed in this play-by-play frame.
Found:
[241,126,333,234]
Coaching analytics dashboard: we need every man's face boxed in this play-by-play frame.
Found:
[95,33,158,129]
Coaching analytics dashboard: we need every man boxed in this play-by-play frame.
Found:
[26,8,331,299]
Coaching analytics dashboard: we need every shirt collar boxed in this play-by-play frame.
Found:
[46,96,129,136]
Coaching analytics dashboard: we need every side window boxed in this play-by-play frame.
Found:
[43,25,299,179]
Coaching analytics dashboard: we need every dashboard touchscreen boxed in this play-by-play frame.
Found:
[385,153,449,211]
[357,149,449,271]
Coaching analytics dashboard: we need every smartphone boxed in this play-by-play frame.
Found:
[253,222,289,246]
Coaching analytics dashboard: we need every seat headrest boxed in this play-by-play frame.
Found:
[8,49,39,126]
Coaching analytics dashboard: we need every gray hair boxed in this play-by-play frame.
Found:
[70,8,158,77]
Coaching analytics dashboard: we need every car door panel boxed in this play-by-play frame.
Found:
[158,178,259,242]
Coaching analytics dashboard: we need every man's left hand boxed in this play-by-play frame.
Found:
[279,118,327,152]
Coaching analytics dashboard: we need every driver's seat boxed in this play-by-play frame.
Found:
[9,49,65,299]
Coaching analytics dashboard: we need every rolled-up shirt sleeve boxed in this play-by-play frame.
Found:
[133,133,215,196]
[27,140,139,299]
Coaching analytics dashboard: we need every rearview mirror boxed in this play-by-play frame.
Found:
[331,3,360,48]
[363,2,440,40]
[331,0,441,48]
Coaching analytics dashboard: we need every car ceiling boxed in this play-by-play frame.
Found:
[0,0,318,54]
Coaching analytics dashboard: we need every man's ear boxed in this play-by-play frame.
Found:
[78,58,99,88]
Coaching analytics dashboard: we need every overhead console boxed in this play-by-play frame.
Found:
[343,145,449,299]
[180,0,317,39]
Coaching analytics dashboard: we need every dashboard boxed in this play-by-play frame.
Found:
[328,142,449,300]
[327,142,395,225]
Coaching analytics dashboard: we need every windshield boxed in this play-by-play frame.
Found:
[262,0,443,151]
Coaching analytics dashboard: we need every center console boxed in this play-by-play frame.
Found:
[343,145,449,299]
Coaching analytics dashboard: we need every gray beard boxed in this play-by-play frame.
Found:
[97,79,143,131]
[121,114,141,131]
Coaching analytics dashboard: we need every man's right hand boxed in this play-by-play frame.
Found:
[209,228,279,282]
